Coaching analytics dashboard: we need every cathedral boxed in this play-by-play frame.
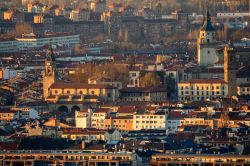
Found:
[42,47,118,112]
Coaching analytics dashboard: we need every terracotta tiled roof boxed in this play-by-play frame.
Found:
[180,79,226,84]
[63,128,106,135]
[0,109,18,114]
[120,87,168,93]
[94,108,110,113]
[50,82,114,89]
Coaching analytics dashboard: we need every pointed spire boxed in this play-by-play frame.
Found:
[201,10,215,31]
[206,10,211,22]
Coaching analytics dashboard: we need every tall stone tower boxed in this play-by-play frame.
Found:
[224,41,237,97]
[43,47,56,100]
[197,11,219,66]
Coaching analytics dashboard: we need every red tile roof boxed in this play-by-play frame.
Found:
[180,79,226,84]
[94,108,110,113]
[50,82,115,89]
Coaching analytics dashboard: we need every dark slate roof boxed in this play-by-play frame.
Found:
[18,138,75,150]
[201,11,215,31]
[237,65,250,78]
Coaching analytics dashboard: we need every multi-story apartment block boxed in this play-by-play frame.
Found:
[101,11,122,40]
[27,2,47,14]
[133,113,166,130]
[16,33,80,51]
[104,116,133,131]
[178,79,228,101]
[238,83,250,96]
[0,39,18,53]
[128,70,140,87]
[75,109,93,128]
[91,108,111,129]
[69,9,90,21]
[167,117,214,133]
[143,19,176,43]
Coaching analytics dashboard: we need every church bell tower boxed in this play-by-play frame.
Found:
[224,41,237,97]
[43,47,56,100]
[197,11,218,66]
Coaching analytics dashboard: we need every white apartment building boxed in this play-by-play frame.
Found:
[128,70,140,87]
[12,108,39,120]
[16,33,80,51]
[237,83,250,96]
[0,33,80,53]
[178,79,228,101]
[133,113,166,130]
[75,109,93,128]
[91,109,110,129]
[167,117,213,133]
[0,40,19,53]
[217,12,250,19]
[0,68,18,80]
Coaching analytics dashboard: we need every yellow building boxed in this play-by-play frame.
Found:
[27,2,46,13]
[47,83,118,102]
[0,109,18,121]
[43,118,73,128]
[43,48,118,103]
[91,108,111,129]
[33,14,44,23]
[105,116,133,131]
[178,79,228,101]
[3,10,13,20]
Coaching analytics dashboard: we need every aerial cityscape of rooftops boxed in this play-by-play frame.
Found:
[0,0,250,165]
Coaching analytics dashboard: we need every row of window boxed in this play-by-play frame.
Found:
[242,87,250,92]
[54,90,99,95]
[135,115,164,119]
[135,121,161,124]
[180,86,225,90]
[180,91,225,96]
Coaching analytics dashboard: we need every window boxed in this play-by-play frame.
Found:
[107,93,111,98]
[208,50,210,54]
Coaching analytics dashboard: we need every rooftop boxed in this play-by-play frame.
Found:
[50,82,115,89]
